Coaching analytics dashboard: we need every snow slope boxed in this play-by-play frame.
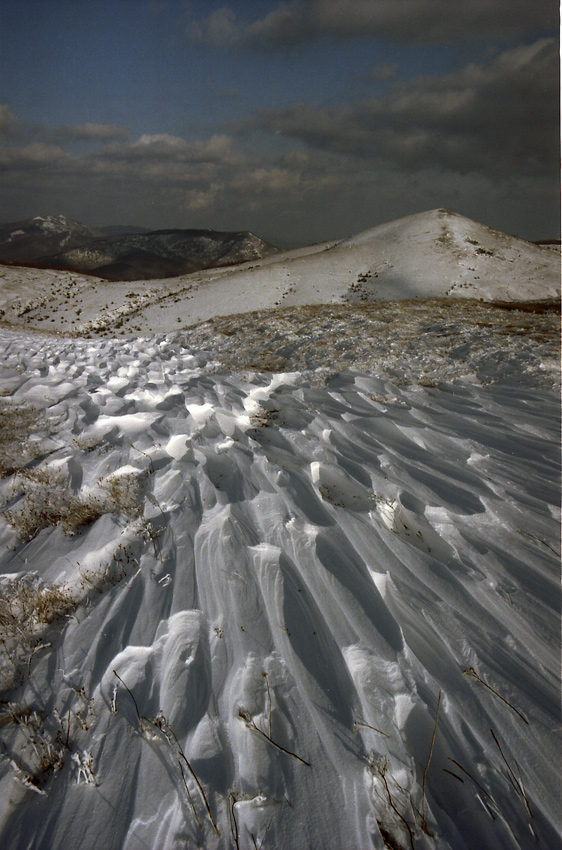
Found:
[0,313,559,849]
[0,209,558,336]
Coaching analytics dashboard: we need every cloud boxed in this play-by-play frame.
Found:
[0,104,20,137]
[0,110,129,145]
[190,0,558,47]
[55,122,130,141]
[0,111,335,237]
[241,39,559,179]
[0,120,253,222]
[0,141,73,168]
[91,133,243,167]
[192,6,240,47]
[0,58,558,246]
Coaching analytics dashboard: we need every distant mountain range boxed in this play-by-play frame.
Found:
[0,215,279,280]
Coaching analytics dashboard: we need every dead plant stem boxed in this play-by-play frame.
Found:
[422,690,441,833]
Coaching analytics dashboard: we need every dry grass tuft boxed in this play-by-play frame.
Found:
[0,402,45,479]
[96,470,144,521]
[4,467,104,541]
[0,573,74,692]
[3,465,146,543]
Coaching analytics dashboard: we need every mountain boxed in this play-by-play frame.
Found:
[0,215,103,264]
[37,229,280,280]
[0,217,279,281]
[175,208,558,323]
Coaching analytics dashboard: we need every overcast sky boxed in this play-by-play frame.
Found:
[0,0,559,244]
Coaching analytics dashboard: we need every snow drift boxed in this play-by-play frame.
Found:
[0,316,559,849]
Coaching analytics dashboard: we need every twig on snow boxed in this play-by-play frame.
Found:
[463,667,528,724]
[422,690,441,833]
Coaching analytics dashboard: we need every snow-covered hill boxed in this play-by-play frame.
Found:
[0,209,557,336]
[179,207,558,319]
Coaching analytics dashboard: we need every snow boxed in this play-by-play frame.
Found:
[0,209,559,849]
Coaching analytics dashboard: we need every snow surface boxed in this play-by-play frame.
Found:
[0,317,559,850]
[0,208,559,850]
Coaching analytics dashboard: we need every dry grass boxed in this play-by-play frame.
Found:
[1,708,67,794]
[0,573,74,692]
[0,700,96,794]
[0,401,46,479]
[490,299,560,314]
[238,672,311,767]
[97,470,144,521]
[182,298,560,387]
[0,463,148,689]
[113,672,220,836]
[4,465,145,543]
[4,467,104,542]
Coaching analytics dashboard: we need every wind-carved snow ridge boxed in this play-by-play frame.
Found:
[0,327,559,850]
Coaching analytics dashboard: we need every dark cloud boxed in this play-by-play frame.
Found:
[0,112,130,145]
[191,0,558,47]
[241,39,559,179]
[0,123,299,226]
[0,141,74,169]
[89,133,243,166]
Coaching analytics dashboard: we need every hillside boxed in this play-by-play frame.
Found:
[0,209,558,337]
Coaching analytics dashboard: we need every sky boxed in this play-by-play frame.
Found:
[0,0,559,245]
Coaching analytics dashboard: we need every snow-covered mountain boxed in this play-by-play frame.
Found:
[0,209,558,336]
[0,216,279,281]
[164,208,557,324]
[0,215,103,264]
[38,229,280,281]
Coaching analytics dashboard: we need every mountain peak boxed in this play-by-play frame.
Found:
[31,214,86,233]
[0,215,102,264]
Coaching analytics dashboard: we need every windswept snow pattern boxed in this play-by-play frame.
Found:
[0,327,559,850]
